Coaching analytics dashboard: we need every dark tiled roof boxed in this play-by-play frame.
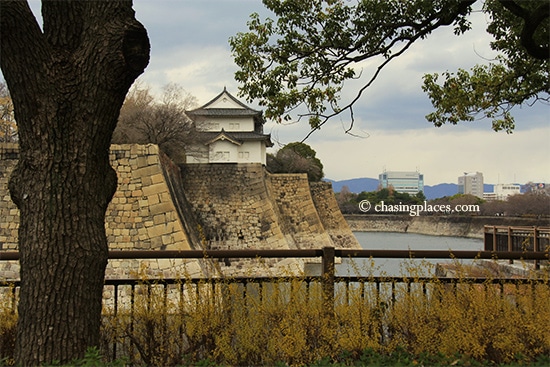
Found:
[187,108,260,117]
[199,130,274,147]
[186,88,265,124]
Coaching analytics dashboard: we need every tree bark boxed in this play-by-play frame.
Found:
[0,1,149,364]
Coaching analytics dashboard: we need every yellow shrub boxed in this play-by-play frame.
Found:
[1,261,549,366]
[0,285,17,365]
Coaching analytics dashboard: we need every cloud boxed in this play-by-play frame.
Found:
[133,0,270,100]
[7,1,547,186]
[310,125,550,185]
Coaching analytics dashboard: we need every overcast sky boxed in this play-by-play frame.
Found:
[27,0,550,185]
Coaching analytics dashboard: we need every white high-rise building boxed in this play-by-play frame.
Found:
[458,172,484,198]
[494,183,521,200]
[379,171,424,195]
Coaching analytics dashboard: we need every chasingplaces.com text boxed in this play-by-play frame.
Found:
[358,200,480,217]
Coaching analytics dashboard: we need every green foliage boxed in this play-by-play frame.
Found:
[231,0,548,133]
[268,141,324,181]
[422,0,549,133]
[339,188,425,213]
[67,347,126,367]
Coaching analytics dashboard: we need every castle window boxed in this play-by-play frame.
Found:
[213,151,230,161]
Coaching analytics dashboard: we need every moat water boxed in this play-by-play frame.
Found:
[336,232,483,277]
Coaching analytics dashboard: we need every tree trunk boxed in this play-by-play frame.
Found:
[0,1,149,364]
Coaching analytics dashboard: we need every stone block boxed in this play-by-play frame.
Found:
[150,236,163,249]
[147,224,169,238]
[147,154,159,166]
[172,230,187,243]
[135,156,148,168]
[134,165,159,179]
[157,259,173,270]
[142,183,167,198]
[149,202,174,216]
[162,234,173,245]
[153,214,166,225]
[150,173,164,184]
[159,191,172,203]
[141,176,152,186]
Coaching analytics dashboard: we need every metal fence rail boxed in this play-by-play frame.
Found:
[1,247,548,362]
[2,247,549,261]
[2,247,548,308]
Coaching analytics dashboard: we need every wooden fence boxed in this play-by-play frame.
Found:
[484,225,550,269]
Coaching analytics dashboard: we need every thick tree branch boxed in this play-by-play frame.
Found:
[499,0,550,60]
[0,1,49,120]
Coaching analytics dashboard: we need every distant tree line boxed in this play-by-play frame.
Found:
[337,186,550,217]
[478,193,550,217]
[337,187,425,214]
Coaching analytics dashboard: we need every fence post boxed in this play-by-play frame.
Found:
[508,227,513,265]
[493,226,497,252]
[322,247,335,313]
[533,227,540,270]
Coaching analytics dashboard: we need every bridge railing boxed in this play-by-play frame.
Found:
[484,225,550,269]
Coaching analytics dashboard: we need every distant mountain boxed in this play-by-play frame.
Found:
[423,183,457,200]
[325,177,379,194]
[325,178,495,200]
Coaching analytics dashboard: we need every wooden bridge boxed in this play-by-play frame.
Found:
[484,225,550,269]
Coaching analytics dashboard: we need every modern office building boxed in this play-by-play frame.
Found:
[378,171,424,195]
[458,172,484,198]
[484,183,521,201]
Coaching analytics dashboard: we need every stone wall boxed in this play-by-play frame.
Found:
[267,173,333,250]
[178,164,359,275]
[179,164,359,250]
[310,182,360,249]
[345,214,550,239]
[0,144,207,280]
[0,143,18,251]
[0,143,359,280]
[179,164,287,251]
[105,144,207,278]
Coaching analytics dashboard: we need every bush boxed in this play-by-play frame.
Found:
[0,286,16,365]
[2,263,549,366]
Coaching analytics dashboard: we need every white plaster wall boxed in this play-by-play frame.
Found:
[204,117,254,132]
[210,140,239,162]
[238,141,265,164]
